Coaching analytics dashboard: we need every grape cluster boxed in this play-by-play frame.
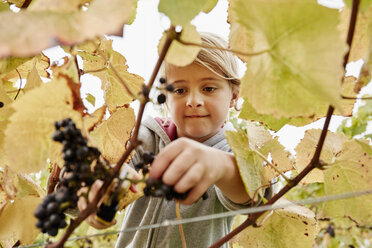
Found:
[135,151,208,201]
[35,118,107,236]
[133,151,155,175]
[52,118,102,188]
[34,188,76,236]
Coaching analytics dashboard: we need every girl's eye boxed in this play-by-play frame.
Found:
[204,87,217,92]
[173,88,186,95]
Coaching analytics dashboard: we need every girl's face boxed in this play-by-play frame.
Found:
[166,63,238,142]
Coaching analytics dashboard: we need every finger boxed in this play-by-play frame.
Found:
[173,162,203,193]
[161,150,196,186]
[178,182,210,205]
[77,195,87,211]
[149,139,186,179]
[89,180,104,202]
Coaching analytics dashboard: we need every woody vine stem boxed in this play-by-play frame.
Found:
[209,0,360,247]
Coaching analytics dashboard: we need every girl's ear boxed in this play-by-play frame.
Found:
[229,89,239,108]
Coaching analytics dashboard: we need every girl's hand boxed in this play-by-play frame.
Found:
[78,166,141,229]
[149,137,250,205]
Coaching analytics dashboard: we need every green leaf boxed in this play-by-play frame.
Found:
[225,129,265,200]
[344,0,372,12]
[230,198,319,248]
[322,140,372,226]
[158,0,218,25]
[229,0,345,118]
[239,98,320,131]
[85,93,96,107]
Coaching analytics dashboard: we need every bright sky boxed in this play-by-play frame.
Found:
[41,0,371,154]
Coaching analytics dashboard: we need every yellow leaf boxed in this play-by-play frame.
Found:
[295,129,347,183]
[158,24,201,67]
[83,105,107,132]
[230,198,319,248]
[1,53,50,82]
[51,56,80,84]
[4,77,83,173]
[0,0,138,57]
[24,63,43,93]
[0,196,42,246]
[322,140,372,226]
[79,38,144,112]
[90,107,135,164]
[28,0,92,11]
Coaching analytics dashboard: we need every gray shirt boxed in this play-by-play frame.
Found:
[115,117,252,248]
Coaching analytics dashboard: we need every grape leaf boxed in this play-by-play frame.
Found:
[344,0,372,12]
[0,0,138,57]
[3,77,83,173]
[90,107,135,164]
[0,57,31,76]
[0,196,42,246]
[83,105,106,132]
[229,0,345,118]
[321,140,372,226]
[239,98,321,131]
[158,24,201,67]
[245,121,295,182]
[295,129,347,183]
[1,53,50,82]
[79,38,144,112]
[230,198,318,248]
[0,84,13,165]
[259,137,295,183]
[23,63,43,93]
[51,56,80,84]
[0,2,11,12]
[158,0,218,25]
[27,0,92,11]
[225,129,265,200]
[0,167,17,212]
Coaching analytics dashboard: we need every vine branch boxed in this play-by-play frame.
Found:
[14,69,22,100]
[209,0,360,247]
[45,27,175,248]
[341,95,372,100]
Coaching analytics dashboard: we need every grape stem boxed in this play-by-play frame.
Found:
[209,0,361,247]
[45,27,175,248]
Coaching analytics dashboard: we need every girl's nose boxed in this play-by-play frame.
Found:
[186,92,204,108]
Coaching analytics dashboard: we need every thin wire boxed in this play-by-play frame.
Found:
[17,188,372,248]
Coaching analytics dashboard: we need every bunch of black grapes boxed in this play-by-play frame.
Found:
[34,118,108,236]
[135,152,208,201]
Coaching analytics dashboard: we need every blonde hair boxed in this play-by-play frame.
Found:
[162,32,241,89]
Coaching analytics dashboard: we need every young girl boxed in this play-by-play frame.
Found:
[113,32,262,248]
[86,33,268,247]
